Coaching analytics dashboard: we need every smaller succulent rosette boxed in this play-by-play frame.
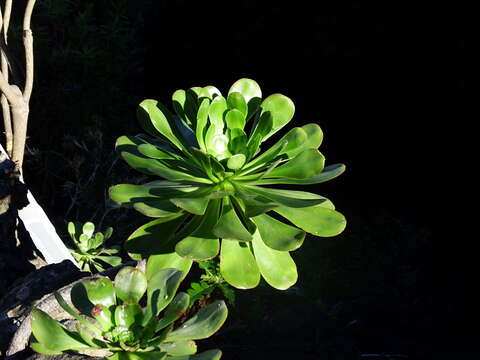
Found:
[30,265,226,360]
[110,78,346,290]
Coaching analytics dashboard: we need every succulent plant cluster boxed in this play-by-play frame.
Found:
[68,221,122,273]
[30,266,227,359]
[109,78,346,290]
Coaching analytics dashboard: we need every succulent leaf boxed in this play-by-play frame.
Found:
[159,340,197,356]
[114,266,148,303]
[274,204,347,237]
[251,229,298,290]
[138,99,183,151]
[82,277,116,307]
[31,309,91,352]
[226,92,247,118]
[145,268,184,321]
[165,301,228,342]
[252,213,305,251]
[125,214,188,260]
[265,149,325,179]
[155,292,190,331]
[147,253,192,281]
[212,197,252,241]
[175,201,221,260]
[260,94,295,141]
[220,239,260,289]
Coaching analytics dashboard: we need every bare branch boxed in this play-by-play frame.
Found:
[0,70,20,105]
[3,0,12,40]
[1,0,14,155]
[10,85,28,170]
[23,0,36,103]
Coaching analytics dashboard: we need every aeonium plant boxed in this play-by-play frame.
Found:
[68,221,122,273]
[110,78,346,290]
[30,265,227,359]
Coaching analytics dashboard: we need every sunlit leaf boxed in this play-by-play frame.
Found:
[165,301,228,341]
[253,213,305,251]
[260,94,295,141]
[274,204,346,237]
[220,240,260,289]
[251,230,297,290]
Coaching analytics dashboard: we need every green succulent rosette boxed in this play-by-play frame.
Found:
[110,78,346,290]
[31,266,226,360]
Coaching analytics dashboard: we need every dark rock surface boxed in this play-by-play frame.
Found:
[0,260,86,358]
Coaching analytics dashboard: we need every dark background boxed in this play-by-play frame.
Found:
[14,1,477,359]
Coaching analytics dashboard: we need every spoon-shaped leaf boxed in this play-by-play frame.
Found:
[174,116,198,148]
[53,292,102,335]
[125,214,188,260]
[199,86,222,100]
[121,152,211,184]
[109,183,175,207]
[253,213,305,251]
[144,268,184,323]
[274,204,346,237]
[31,309,91,352]
[30,342,63,355]
[132,199,181,218]
[252,163,346,185]
[155,292,190,331]
[195,98,210,151]
[165,301,228,341]
[225,109,246,131]
[220,240,260,289]
[90,304,114,332]
[246,111,273,160]
[82,222,94,238]
[266,149,325,179]
[260,94,295,141]
[173,89,198,127]
[244,186,329,208]
[175,201,221,260]
[251,230,298,290]
[81,277,116,307]
[208,96,228,131]
[228,78,261,103]
[170,189,211,215]
[114,266,148,303]
[227,92,248,117]
[227,128,248,155]
[114,303,143,328]
[147,253,192,281]
[138,99,184,151]
[226,154,246,170]
[228,78,262,121]
[159,340,197,356]
[138,144,181,160]
[302,123,323,148]
[213,197,252,241]
[241,127,306,173]
[238,193,278,217]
